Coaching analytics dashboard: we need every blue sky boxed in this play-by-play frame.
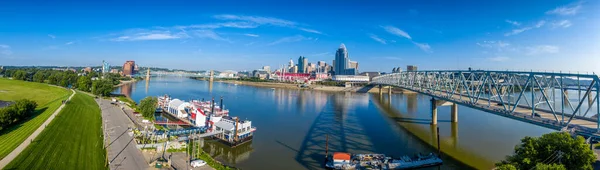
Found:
[0,0,599,73]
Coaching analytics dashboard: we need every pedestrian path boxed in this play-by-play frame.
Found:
[0,89,76,168]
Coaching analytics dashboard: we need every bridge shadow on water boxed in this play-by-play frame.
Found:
[290,94,376,170]
[371,94,487,170]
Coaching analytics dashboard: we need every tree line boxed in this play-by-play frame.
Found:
[0,68,129,97]
[0,99,37,130]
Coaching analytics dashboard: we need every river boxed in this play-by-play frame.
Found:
[116,77,557,170]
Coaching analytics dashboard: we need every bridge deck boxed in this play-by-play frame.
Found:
[403,88,599,137]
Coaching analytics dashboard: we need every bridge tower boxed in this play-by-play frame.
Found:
[430,98,458,125]
[209,70,214,82]
[146,67,150,80]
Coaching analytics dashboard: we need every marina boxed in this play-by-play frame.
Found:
[157,95,256,147]
[325,152,442,170]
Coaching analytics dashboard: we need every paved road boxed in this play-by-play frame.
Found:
[169,152,214,170]
[98,98,149,170]
[0,89,76,169]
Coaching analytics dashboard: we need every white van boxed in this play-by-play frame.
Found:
[190,160,206,167]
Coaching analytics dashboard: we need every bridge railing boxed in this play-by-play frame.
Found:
[372,70,600,130]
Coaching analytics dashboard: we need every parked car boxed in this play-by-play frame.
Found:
[190,160,207,167]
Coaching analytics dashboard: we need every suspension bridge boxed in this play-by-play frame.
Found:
[371,70,600,139]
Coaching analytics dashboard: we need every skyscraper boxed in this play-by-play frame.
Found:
[297,56,308,73]
[407,65,418,71]
[102,60,110,73]
[334,44,348,75]
[333,43,358,75]
[122,60,135,76]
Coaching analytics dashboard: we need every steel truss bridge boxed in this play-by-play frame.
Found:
[372,70,600,138]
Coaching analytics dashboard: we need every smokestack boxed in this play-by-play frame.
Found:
[220,96,223,110]
[211,97,215,116]
[234,117,239,142]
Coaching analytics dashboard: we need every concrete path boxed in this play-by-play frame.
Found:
[0,89,76,168]
[98,98,149,170]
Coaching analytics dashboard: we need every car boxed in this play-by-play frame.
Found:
[190,160,207,167]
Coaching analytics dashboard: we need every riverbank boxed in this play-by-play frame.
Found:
[210,79,416,94]
[114,79,138,87]
[209,79,379,93]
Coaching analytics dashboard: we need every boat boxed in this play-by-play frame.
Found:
[324,152,442,170]
[156,94,256,147]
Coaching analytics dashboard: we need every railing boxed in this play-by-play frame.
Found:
[372,70,600,131]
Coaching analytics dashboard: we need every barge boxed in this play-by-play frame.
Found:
[325,152,442,170]
[157,95,256,147]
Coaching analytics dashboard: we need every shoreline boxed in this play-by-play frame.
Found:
[205,79,415,94]
[114,79,138,87]
[214,79,367,93]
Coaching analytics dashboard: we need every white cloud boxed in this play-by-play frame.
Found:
[298,28,323,34]
[185,22,258,29]
[268,35,313,46]
[488,56,509,62]
[244,33,259,37]
[546,2,582,16]
[413,42,432,53]
[110,29,189,41]
[382,26,412,39]
[368,34,386,44]
[214,14,296,27]
[552,20,572,28]
[193,30,231,42]
[476,41,513,52]
[535,20,546,28]
[505,20,521,26]
[48,34,56,39]
[504,20,545,36]
[526,45,559,55]
[0,45,12,55]
[65,41,75,45]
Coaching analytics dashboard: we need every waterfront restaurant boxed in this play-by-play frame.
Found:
[213,116,256,145]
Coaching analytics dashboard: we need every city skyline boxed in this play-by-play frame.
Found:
[0,0,599,73]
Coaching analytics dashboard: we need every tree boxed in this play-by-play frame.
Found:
[138,97,158,120]
[33,71,46,83]
[91,80,113,96]
[48,72,60,85]
[496,164,517,170]
[534,163,566,170]
[77,76,92,92]
[496,132,595,170]
[12,70,27,81]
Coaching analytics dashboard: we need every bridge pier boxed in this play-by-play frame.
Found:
[589,92,594,106]
[431,98,457,125]
[431,99,438,125]
[451,103,458,123]
[379,85,383,96]
[563,89,569,105]
[388,86,392,96]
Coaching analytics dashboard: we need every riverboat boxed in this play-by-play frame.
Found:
[157,94,256,147]
[325,152,442,170]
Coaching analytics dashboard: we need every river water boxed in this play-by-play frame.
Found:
[116,77,558,170]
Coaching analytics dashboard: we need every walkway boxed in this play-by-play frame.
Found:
[99,98,149,170]
[0,89,76,169]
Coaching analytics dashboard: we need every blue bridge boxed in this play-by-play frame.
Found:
[372,70,600,139]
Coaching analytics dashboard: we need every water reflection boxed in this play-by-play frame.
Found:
[294,94,375,170]
[121,82,133,98]
[203,140,254,164]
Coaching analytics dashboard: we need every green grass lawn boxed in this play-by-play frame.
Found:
[0,78,71,159]
[4,93,107,170]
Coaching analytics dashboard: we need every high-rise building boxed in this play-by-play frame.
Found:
[262,66,271,73]
[317,61,325,67]
[289,65,298,73]
[122,61,136,76]
[102,60,110,73]
[134,64,139,74]
[334,44,348,75]
[407,65,418,71]
[297,56,308,73]
[333,44,358,75]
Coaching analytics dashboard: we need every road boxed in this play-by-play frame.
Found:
[98,98,149,170]
[169,152,214,170]
[0,89,75,169]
